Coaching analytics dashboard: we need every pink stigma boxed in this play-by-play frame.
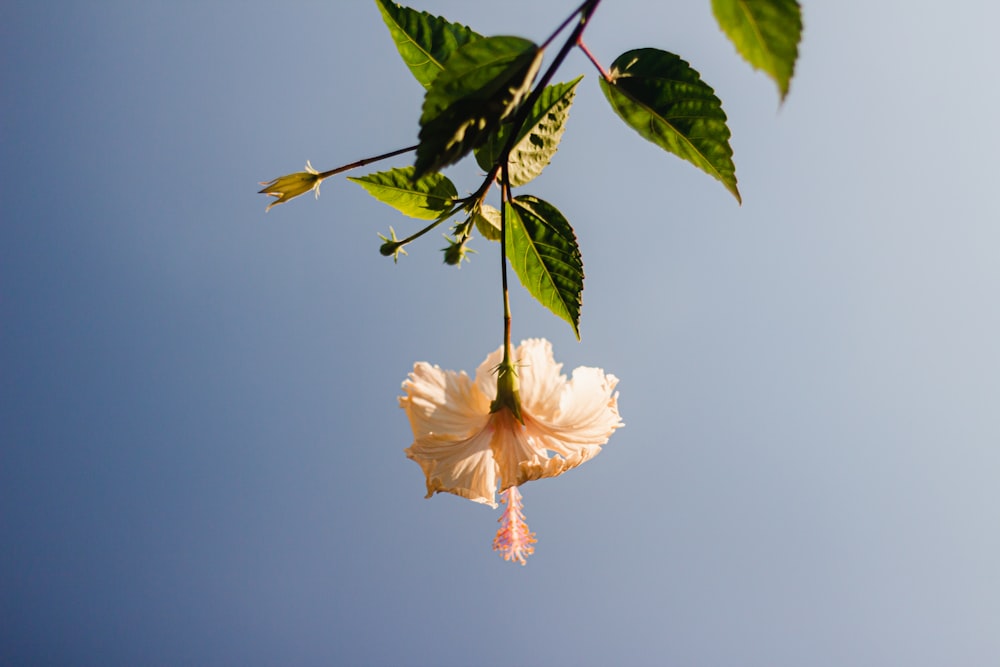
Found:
[492,486,537,565]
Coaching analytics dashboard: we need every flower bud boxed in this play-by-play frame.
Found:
[442,238,472,266]
[258,161,323,211]
[378,227,408,263]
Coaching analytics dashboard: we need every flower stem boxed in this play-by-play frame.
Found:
[500,165,513,360]
[393,207,460,247]
[497,0,601,336]
[490,0,602,413]
[317,144,418,179]
[488,165,523,422]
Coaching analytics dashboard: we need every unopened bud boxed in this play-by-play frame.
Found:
[258,161,323,211]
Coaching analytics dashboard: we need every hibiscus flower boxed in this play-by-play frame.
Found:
[400,338,623,563]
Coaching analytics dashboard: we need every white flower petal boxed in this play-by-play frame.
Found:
[400,362,490,440]
[513,338,566,417]
[529,366,624,448]
[474,345,504,399]
[488,410,549,491]
[402,339,623,502]
[405,426,498,507]
[401,361,498,506]
[520,367,622,483]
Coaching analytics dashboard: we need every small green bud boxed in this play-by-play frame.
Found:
[378,227,408,263]
[442,237,474,266]
[258,161,324,212]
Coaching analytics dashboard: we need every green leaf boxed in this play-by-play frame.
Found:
[475,77,582,187]
[415,36,543,178]
[374,0,481,89]
[348,166,457,219]
[506,195,583,338]
[473,203,502,241]
[600,48,740,203]
[712,0,802,101]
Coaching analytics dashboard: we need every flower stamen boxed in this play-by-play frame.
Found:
[492,485,537,565]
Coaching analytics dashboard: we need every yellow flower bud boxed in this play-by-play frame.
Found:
[258,161,323,211]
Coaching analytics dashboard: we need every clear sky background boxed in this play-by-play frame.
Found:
[2,1,999,665]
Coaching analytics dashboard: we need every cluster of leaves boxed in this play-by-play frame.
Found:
[283,0,803,338]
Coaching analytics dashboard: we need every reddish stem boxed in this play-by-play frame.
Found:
[577,39,611,81]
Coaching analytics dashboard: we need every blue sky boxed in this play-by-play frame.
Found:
[3,1,999,665]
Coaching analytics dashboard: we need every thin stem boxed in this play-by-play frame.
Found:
[500,162,512,358]
[487,0,602,366]
[488,164,522,421]
[318,144,418,179]
[473,0,603,214]
[577,39,610,81]
[499,0,602,164]
[396,208,458,246]
[469,171,499,208]
[540,0,592,50]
